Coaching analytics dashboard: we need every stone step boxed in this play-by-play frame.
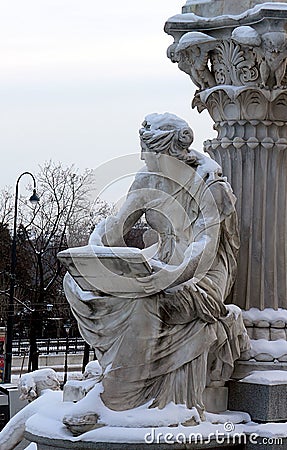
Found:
[24,432,245,449]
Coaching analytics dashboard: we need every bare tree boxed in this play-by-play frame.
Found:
[0,161,113,370]
[0,187,13,227]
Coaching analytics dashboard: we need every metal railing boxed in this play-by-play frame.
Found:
[12,337,86,356]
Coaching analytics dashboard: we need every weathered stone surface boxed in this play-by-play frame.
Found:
[246,438,287,450]
[239,349,252,361]
[232,360,287,380]
[270,328,286,341]
[228,380,287,421]
[271,320,286,329]
[63,379,98,403]
[252,328,270,340]
[203,387,228,413]
[253,353,273,362]
[254,321,270,328]
[243,318,253,327]
[24,432,245,449]
[165,3,287,311]
[245,327,254,339]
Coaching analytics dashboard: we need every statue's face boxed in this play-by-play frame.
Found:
[139,119,165,172]
[139,119,155,167]
[141,151,160,172]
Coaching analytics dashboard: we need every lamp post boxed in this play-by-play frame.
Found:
[4,172,40,383]
[63,320,71,385]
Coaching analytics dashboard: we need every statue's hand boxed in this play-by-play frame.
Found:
[88,219,106,246]
[136,265,181,295]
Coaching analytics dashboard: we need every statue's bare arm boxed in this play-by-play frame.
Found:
[89,173,146,247]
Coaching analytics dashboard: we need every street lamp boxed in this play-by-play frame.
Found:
[63,320,72,385]
[4,172,40,383]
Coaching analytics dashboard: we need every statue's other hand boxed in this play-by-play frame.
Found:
[149,259,166,273]
[88,218,107,246]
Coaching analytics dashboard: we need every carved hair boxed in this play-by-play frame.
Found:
[139,113,197,166]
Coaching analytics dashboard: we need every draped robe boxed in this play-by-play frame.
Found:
[64,155,249,414]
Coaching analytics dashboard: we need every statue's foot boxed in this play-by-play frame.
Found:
[181,416,200,427]
[181,405,206,426]
[199,408,206,421]
[63,413,105,436]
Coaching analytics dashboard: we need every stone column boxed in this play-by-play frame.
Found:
[165,2,287,313]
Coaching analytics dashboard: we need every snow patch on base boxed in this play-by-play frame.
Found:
[241,370,287,385]
[243,308,287,323]
[169,2,287,22]
[250,339,287,358]
[22,381,287,444]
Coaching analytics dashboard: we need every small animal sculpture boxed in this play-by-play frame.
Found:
[0,368,61,450]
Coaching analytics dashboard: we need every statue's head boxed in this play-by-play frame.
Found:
[19,368,60,402]
[139,113,196,165]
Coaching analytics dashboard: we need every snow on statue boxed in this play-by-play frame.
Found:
[0,369,60,450]
[61,112,249,432]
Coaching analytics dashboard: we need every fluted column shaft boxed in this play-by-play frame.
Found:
[205,123,287,309]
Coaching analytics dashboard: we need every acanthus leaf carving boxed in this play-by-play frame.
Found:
[270,92,287,120]
[238,90,268,120]
[195,87,287,122]
[231,27,287,89]
[212,40,259,86]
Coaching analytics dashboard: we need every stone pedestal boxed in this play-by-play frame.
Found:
[23,432,247,450]
[203,387,228,413]
[229,380,287,422]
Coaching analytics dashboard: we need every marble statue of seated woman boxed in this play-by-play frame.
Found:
[63,112,249,428]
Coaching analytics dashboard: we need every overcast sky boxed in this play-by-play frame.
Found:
[0,0,215,201]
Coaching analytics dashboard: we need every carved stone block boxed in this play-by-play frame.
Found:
[229,380,287,422]
[245,327,254,339]
[203,387,228,413]
[253,328,270,340]
[254,353,274,362]
[271,321,286,329]
[254,321,270,328]
[63,379,99,403]
[270,328,286,341]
